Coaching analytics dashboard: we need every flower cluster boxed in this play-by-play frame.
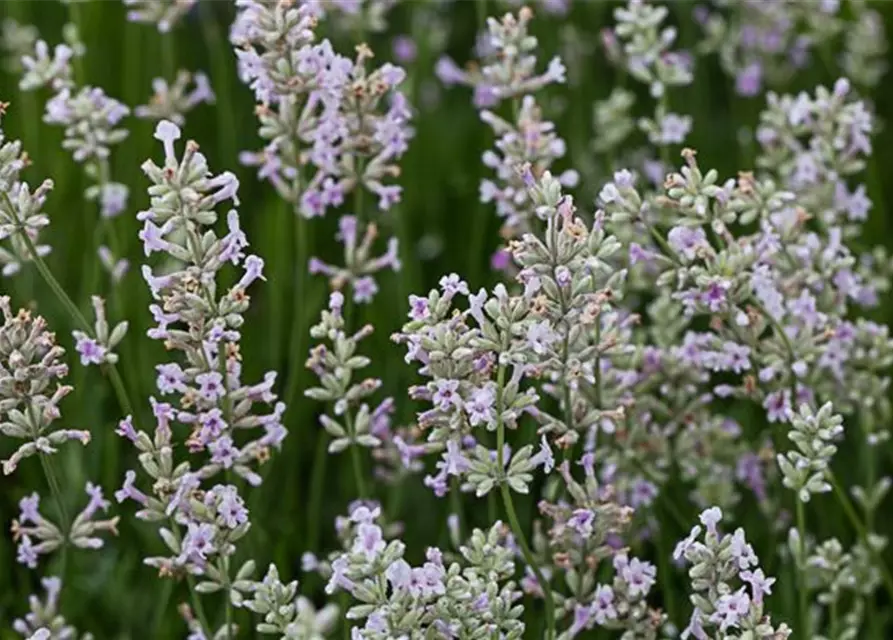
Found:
[232,1,413,217]
[308,216,400,305]
[135,69,215,125]
[675,507,790,639]
[12,576,92,640]
[306,290,392,454]
[393,271,550,498]
[1,18,38,74]
[757,78,874,231]
[695,0,854,97]
[479,95,579,241]
[539,460,667,638]
[242,563,339,637]
[776,401,842,502]
[0,297,87,475]
[323,503,525,637]
[304,0,399,35]
[112,121,286,637]
[610,0,694,146]
[144,483,251,581]
[72,295,128,367]
[598,141,892,424]
[122,0,197,33]
[437,6,566,108]
[19,24,131,230]
[840,0,888,89]
[43,85,129,166]
[19,38,75,92]
[803,536,883,639]
[0,103,54,276]
[12,484,119,568]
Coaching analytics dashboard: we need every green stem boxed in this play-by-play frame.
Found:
[166,518,212,636]
[750,296,799,405]
[654,515,677,625]
[449,479,465,541]
[593,321,602,409]
[38,452,69,531]
[306,434,329,555]
[828,472,893,602]
[340,593,351,638]
[67,0,86,84]
[861,415,878,637]
[38,449,70,586]
[795,499,811,639]
[347,412,368,499]
[199,1,238,168]
[282,160,310,415]
[830,597,839,640]
[4,199,143,432]
[161,18,177,81]
[224,561,233,640]
[151,579,175,635]
[476,0,487,31]
[467,1,493,283]
[495,361,555,639]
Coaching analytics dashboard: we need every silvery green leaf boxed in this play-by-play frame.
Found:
[304,387,334,402]
[356,434,381,448]
[320,415,346,438]
[507,476,529,494]
[109,321,129,347]
[236,559,256,581]
[195,581,223,594]
[158,527,180,554]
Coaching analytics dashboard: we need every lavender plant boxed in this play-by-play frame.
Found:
[5,1,893,639]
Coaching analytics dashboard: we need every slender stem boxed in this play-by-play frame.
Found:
[306,434,329,554]
[11,214,141,429]
[593,321,602,409]
[555,288,574,462]
[476,0,487,32]
[795,499,810,639]
[347,412,368,499]
[185,572,212,637]
[38,450,70,589]
[654,516,677,625]
[16,225,91,332]
[161,18,177,81]
[828,472,893,602]
[67,0,86,84]
[106,364,137,421]
[283,161,309,415]
[345,162,369,502]
[449,479,465,541]
[152,578,175,635]
[224,558,233,640]
[830,597,839,640]
[495,361,555,639]
[38,452,69,531]
[500,482,555,638]
[340,593,351,639]
[199,1,238,168]
[169,518,212,637]
[467,2,497,282]
[750,296,799,407]
[861,415,878,637]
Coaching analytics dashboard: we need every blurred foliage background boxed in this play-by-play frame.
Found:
[2,0,893,637]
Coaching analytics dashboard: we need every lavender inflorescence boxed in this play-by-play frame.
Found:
[6,1,893,639]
